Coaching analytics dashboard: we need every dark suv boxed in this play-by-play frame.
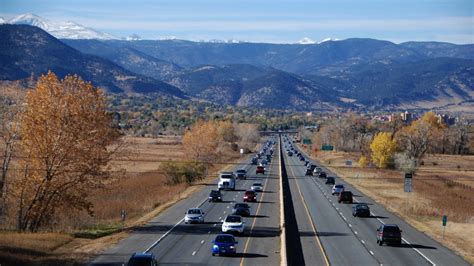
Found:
[377,224,402,246]
[305,168,313,176]
[338,191,353,203]
[352,203,370,217]
[209,190,223,202]
[127,253,158,266]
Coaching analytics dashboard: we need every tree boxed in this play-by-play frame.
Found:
[0,85,24,216]
[182,120,222,164]
[396,112,443,167]
[370,132,397,168]
[13,72,120,232]
[358,156,368,168]
[236,123,260,151]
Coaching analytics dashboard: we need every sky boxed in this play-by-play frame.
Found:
[1,0,473,44]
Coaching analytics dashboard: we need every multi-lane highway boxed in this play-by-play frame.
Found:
[91,141,281,266]
[283,138,469,266]
[91,135,469,266]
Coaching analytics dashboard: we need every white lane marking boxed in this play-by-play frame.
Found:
[361,240,365,244]
[227,206,230,208]
[144,218,184,253]
[192,251,197,256]
[208,231,211,234]
[402,237,437,266]
[369,251,374,256]
[336,207,339,210]
[214,224,218,227]
[355,231,358,235]
[223,211,226,214]
[348,224,352,227]
[219,217,222,220]
[201,240,205,244]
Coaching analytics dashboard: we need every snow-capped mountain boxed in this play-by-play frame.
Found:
[298,37,316,44]
[7,13,117,40]
[0,17,6,24]
[317,38,339,44]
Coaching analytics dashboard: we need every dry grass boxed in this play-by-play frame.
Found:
[310,149,474,263]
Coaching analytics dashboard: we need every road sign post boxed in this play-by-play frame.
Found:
[121,209,127,230]
[404,173,413,192]
[442,215,447,238]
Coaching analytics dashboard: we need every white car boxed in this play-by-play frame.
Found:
[221,215,245,234]
[313,167,322,174]
[184,208,205,224]
[332,184,345,195]
[251,182,263,192]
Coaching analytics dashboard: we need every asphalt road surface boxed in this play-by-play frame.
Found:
[283,142,469,266]
[91,142,281,266]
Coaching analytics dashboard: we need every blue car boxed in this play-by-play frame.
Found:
[212,234,238,256]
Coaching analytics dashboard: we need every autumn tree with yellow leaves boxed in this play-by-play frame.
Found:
[13,72,120,232]
[370,132,397,168]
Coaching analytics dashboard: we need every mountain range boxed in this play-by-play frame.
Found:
[0,22,473,112]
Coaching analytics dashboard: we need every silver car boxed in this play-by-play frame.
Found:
[332,184,345,195]
[251,182,263,192]
[185,208,205,224]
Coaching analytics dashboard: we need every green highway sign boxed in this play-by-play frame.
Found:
[303,139,312,144]
[321,145,334,151]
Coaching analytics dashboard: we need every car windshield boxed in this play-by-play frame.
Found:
[236,170,245,173]
[225,216,242,223]
[235,203,249,208]
[357,204,369,209]
[384,226,400,233]
[245,191,255,195]
[215,235,235,243]
[257,166,263,169]
[187,209,201,214]
[210,190,220,195]
[253,183,262,186]
[128,256,154,266]
[335,185,344,188]
[221,175,232,179]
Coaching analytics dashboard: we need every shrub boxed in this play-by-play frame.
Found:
[160,161,206,185]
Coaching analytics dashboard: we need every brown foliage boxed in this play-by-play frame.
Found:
[12,72,120,232]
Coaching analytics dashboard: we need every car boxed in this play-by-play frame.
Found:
[318,172,327,178]
[209,190,223,202]
[299,156,305,161]
[212,234,238,256]
[256,166,265,174]
[232,203,250,217]
[127,252,158,266]
[313,167,322,174]
[235,169,247,180]
[260,159,268,166]
[221,215,245,234]
[305,168,313,176]
[243,190,257,202]
[325,177,335,185]
[332,184,345,195]
[308,164,317,171]
[184,208,205,224]
[377,224,402,246]
[338,191,353,203]
[251,182,263,192]
[304,161,310,166]
[251,157,258,165]
[287,151,293,156]
[352,203,371,217]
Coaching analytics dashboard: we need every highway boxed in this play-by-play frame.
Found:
[91,141,281,266]
[284,141,469,266]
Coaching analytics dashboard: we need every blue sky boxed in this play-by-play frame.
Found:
[1,0,473,43]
